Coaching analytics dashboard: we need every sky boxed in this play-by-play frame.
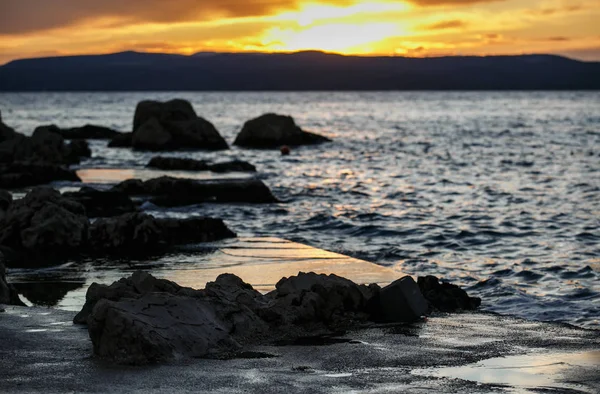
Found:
[1,0,599,64]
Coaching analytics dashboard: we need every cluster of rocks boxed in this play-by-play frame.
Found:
[0,113,90,188]
[0,253,24,307]
[74,271,480,365]
[105,99,330,151]
[0,188,236,267]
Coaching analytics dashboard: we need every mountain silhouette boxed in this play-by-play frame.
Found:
[1,51,598,91]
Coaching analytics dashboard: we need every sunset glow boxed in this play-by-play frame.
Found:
[1,0,599,63]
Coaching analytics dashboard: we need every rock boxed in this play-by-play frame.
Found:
[0,125,90,166]
[131,99,228,151]
[147,157,256,173]
[209,160,256,173]
[79,271,449,365]
[417,275,481,312]
[0,188,88,263]
[0,117,18,143]
[108,132,133,148]
[0,162,80,189]
[133,99,196,131]
[131,118,173,151]
[58,124,122,140]
[367,276,429,322]
[88,213,235,255]
[111,176,278,206]
[0,255,25,306]
[62,187,137,217]
[234,114,331,148]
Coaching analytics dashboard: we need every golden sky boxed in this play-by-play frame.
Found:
[1,0,599,64]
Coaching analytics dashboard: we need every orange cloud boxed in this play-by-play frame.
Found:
[421,19,468,30]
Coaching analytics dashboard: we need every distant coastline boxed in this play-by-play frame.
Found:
[1,50,599,91]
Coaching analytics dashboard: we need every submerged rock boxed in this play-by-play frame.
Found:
[111,176,277,206]
[417,275,482,312]
[0,162,80,189]
[131,99,228,151]
[88,213,235,256]
[62,187,137,217]
[58,124,122,140]
[76,271,479,365]
[0,188,88,263]
[147,156,257,173]
[234,114,331,148]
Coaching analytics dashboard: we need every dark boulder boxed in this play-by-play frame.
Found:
[133,99,196,131]
[417,275,481,312]
[147,157,256,173]
[0,188,88,264]
[59,124,122,140]
[0,162,80,189]
[108,132,133,148]
[0,115,18,143]
[66,140,92,163]
[0,190,12,211]
[63,187,137,217]
[111,176,278,206]
[367,276,428,322]
[0,255,25,306]
[234,114,331,148]
[88,213,235,255]
[131,99,228,151]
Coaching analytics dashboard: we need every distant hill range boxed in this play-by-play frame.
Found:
[1,51,599,91]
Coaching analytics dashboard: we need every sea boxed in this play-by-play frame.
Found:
[1,91,599,329]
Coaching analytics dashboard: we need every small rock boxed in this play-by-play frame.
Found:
[417,275,481,312]
[62,187,137,217]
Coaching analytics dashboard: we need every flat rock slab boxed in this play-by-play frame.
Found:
[0,306,598,393]
[9,238,405,310]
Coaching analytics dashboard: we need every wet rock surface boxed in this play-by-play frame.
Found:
[0,162,80,189]
[147,156,257,173]
[234,113,331,148]
[88,213,236,256]
[418,275,482,312]
[63,186,137,217]
[75,271,473,365]
[131,99,228,151]
[111,176,278,206]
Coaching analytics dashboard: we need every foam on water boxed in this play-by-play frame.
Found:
[1,91,599,329]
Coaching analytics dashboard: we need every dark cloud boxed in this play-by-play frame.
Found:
[421,19,468,30]
[547,36,571,42]
[0,0,302,35]
[0,0,509,36]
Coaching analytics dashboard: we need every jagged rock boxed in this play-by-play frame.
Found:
[147,157,256,173]
[58,124,122,139]
[0,162,80,189]
[417,275,482,312]
[63,187,137,217]
[131,99,228,151]
[79,271,463,365]
[0,190,12,211]
[0,116,18,142]
[0,188,88,263]
[0,255,25,306]
[88,213,235,255]
[66,140,92,162]
[111,176,277,206]
[367,276,429,322]
[108,132,133,148]
[234,114,331,148]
